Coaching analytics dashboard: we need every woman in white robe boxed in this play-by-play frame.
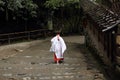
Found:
[50,33,66,64]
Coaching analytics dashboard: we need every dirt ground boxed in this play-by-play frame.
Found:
[0,36,107,80]
[0,36,84,60]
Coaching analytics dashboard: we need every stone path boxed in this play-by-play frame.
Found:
[0,36,106,80]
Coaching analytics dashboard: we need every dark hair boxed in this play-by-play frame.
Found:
[56,31,60,34]
[54,30,61,34]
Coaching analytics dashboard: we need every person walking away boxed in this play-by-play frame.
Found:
[50,31,67,65]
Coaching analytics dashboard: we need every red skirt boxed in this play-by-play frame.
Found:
[54,53,64,62]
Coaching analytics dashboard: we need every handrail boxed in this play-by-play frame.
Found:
[0,29,47,36]
[0,29,49,45]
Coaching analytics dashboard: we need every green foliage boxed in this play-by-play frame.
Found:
[44,0,65,10]
[44,0,80,10]
[0,0,5,11]
[66,0,81,8]
[0,0,38,21]
[22,0,38,17]
[95,0,102,3]
[44,0,82,34]
[67,0,80,5]
[8,0,23,11]
[0,0,4,6]
[8,0,38,18]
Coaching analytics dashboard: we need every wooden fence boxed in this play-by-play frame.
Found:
[117,34,120,56]
[0,29,51,45]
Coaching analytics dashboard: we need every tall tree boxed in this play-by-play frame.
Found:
[0,0,4,11]
[44,0,81,31]
[0,0,38,22]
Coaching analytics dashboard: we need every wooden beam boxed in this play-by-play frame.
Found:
[102,20,120,32]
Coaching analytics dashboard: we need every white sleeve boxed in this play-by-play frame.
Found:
[60,37,67,54]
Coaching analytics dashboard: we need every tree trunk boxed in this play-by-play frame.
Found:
[5,0,8,22]
[48,18,53,30]
[48,11,53,30]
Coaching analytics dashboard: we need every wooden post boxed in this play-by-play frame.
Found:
[28,32,30,41]
[8,35,10,44]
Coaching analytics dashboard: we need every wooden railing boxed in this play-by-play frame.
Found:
[0,29,51,45]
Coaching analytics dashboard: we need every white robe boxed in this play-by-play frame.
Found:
[50,35,66,58]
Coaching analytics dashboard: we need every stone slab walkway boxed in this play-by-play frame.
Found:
[0,36,106,80]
